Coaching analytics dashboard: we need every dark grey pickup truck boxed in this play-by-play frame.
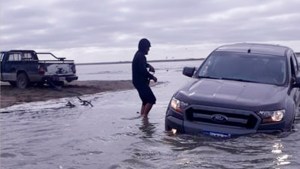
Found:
[165,43,300,137]
[0,50,78,89]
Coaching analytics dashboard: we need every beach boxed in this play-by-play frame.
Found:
[0,80,134,109]
[1,61,300,169]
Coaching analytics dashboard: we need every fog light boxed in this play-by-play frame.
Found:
[171,129,177,134]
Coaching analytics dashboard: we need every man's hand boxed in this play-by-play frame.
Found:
[152,76,157,83]
[148,64,155,73]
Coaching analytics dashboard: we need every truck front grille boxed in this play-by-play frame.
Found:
[186,108,259,129]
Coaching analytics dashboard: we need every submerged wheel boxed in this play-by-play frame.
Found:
[47,80,64,89]
[49,81,64,87]
[54,81,64,86]
[165,123,172,131]
[16,73,29,89]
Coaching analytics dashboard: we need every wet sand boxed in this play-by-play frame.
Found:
[0,80,134,109]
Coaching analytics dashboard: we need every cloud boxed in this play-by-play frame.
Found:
[1,0,300,63]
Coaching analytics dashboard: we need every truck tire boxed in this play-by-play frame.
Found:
[47,80,64,89]
[17,73,29,89]
[36,81,45,87]
[54,81,64,86]
[8,81,17,87]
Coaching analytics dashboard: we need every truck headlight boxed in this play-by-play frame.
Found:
[258,110,285,123]
[170,97,189,113]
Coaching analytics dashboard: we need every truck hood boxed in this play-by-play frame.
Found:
[176,78,287,110]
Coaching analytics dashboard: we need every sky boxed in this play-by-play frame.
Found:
[1,0,300,63]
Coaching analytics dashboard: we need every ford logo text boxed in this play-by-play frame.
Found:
[211,114,228,123]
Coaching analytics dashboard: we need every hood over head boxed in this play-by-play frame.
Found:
[138,38,151,54]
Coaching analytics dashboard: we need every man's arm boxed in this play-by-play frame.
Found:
[139,57,155,80]
[146,63,155,73]
[147,63,157,82]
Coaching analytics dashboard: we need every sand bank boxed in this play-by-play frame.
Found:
[0,80,134,109]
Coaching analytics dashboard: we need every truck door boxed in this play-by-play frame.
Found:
[21,52,39,81]
[1,52,22,81]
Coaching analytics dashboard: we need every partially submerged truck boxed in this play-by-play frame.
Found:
[165,43,300,137]
[0,50,78,89]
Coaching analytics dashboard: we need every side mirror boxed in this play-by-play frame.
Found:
[183,67,196,77]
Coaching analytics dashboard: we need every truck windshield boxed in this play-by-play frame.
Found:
[198,51,287,86]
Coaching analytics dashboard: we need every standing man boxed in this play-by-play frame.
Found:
[132,38,157,118]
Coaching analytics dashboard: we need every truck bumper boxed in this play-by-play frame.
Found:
[165,108,285,137]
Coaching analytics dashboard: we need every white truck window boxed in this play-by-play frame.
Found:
[23,53,36,61]
[8,53,22,61]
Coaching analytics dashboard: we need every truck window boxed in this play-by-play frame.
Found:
[23,53,36,61]
[8,53,22,61]
[291,53,299,72]
[290,57,297,78]
[296,53,300,63]
[290,53,298,75]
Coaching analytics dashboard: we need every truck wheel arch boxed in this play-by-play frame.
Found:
[284,98,297,131]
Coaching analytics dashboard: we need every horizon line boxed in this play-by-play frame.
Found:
[76,58,205,65]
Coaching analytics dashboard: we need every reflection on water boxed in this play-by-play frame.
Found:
[139,117,156,138]
[1,61,300,169]
[272,142,291,167]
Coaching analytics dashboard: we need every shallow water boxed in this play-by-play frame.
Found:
[1,61,300,169]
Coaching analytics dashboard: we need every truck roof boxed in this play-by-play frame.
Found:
[215,43,292,56]
[8,50,36,53]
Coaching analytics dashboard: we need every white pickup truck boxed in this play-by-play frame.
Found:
[0,50,78,89]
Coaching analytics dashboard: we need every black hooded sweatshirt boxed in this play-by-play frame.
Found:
[132,50,154,87]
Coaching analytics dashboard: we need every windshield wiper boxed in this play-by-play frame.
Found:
[220,77,256,83]
[198,76,221,79]
[199,76,258,83]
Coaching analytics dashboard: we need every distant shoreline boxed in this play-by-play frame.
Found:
[76,58,205,66]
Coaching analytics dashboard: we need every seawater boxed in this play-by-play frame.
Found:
[1,60,300,169]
